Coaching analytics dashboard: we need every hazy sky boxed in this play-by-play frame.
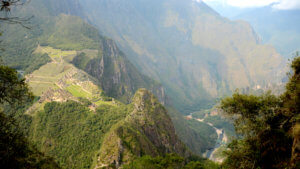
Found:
[201,0,300,9]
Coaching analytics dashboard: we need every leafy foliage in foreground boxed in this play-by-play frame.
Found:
[0,112,59,169]
[0,65,59,169]
[220,56,300,169]
[0,65,33,105]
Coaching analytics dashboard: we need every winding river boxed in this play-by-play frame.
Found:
[187,114,227,162]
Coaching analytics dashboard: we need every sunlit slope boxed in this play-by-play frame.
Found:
[26,46,117,113]
[82,0,286,112]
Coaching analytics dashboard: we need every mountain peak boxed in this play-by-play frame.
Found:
[131,88,157,111]
[96,89,190,167]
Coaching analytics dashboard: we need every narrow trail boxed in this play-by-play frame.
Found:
[29,81,54,84]
[80,87,92,95]
[31,75,59,79]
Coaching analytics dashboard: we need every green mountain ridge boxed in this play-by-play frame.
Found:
[96,89,190,168]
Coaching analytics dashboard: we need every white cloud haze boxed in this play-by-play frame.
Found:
[272,0,300,9]
[201,0,300,10]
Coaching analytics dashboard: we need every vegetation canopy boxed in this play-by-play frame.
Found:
[220,56,300,169]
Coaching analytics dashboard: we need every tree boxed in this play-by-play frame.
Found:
[282,54,300,168]
[220,56,300,169]
[0,1,59,168]
[0,59,59,168]
[0,65,33,106]
[0,0,31,28]
[0,0,33,117]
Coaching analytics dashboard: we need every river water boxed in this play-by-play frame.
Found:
[187,114,227,162]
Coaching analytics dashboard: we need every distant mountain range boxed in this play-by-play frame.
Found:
[204,3,300,57]
[80,0,286,113]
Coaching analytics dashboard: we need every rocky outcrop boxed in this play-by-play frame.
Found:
[96,89,190,168]
[129,89,188,156]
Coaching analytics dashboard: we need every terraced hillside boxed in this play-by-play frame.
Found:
[26,46,117,114]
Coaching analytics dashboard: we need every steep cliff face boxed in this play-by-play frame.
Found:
[83,38,167,104]
[96,89,189,168]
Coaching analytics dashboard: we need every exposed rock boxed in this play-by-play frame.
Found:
[84,39,168,105]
